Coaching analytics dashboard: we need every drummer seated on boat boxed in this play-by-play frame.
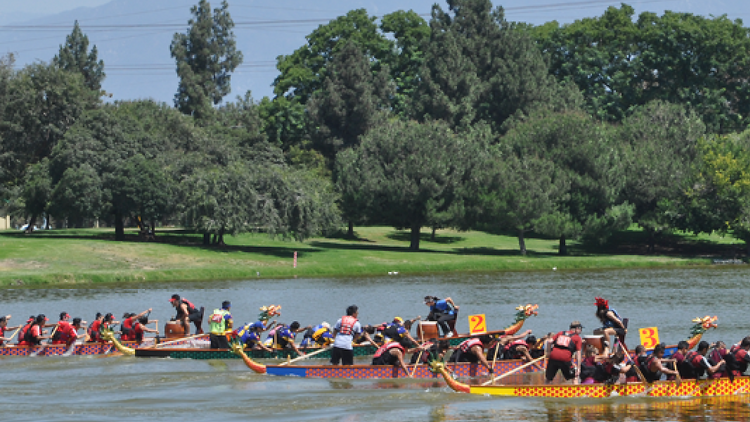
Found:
[372,338,413,376]
[234,322,273,352]
[0,315,21,346]
[682,341,724,379]
[300,322,334,348]
[640,343,680,382]
[120,309,152,341]
[545,321,584,384]
[449,335,495,374]
[424,296,459,338]
[169,294,204,335]
[593,297,627,351]
[265,322,306,356]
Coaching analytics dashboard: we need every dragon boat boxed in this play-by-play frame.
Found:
[428,359,750,398]
[230,340,546,379]
[133,304,541,360]
[0,335,203,357]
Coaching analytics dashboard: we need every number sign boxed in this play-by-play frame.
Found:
[639,327,660,349]
[469,314,487,335]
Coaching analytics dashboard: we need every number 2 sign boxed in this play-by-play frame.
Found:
[469,314,487,335]
[639,327,660,349]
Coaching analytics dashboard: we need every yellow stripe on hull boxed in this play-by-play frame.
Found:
[468,377,750,398]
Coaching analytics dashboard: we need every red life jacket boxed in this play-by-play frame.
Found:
[88,320,102,342]
[732,348,749,373]
[23,324,42,345]
[373,342,406,358]
[338,316,358,336]
[504,339,528,355]
[552,331,577,354]
[460,338,483,354]
[121,317,135,341]
[133,323,145,342]
[17,323,32,345]
[180,299,197,314]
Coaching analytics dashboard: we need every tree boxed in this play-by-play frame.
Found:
[18,160,52,232]
[52,21,105,92]
[618,101,705,252]
[337,119,482,251]
[416,0,581,133]
[171,0,243,123]
[273,9,393,103]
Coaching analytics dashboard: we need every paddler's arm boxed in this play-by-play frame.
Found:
[444,297,459,312]
[575,349,582,383]
[396,350,412,377]
[135,308,152,319]
[475,346,494,374]
[288,337,305,356]
[705,358,725,375]
[262,320,277,332]
[655,359,680,377]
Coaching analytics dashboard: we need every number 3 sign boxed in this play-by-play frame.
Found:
[469,314,487,335]
[639,327,660,349]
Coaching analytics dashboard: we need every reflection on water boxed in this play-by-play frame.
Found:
[1,267,750,421]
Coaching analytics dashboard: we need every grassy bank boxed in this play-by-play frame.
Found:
[0,226,744,288]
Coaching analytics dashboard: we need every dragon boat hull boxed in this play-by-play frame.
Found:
[0,336,202,357]
[264,359,546,379]
[450,377,750,398]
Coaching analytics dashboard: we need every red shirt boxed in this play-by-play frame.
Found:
[54,322,78,345]
[549,331,582,362]
[0,326,7,346]
[132,323,144,341]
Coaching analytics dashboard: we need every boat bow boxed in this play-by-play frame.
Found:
[231,342,267,374]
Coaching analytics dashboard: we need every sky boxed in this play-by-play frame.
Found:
[1,0,749,103]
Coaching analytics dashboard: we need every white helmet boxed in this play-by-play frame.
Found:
[321,322,330,329]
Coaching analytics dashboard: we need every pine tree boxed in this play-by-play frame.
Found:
[52,21,105,91]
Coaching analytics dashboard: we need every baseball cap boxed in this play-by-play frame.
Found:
[393,317,404,323]
[570,320,583,329]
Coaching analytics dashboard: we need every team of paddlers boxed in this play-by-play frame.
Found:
[3,293,749,385]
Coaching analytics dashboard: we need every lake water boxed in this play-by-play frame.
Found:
[1,267,748,421]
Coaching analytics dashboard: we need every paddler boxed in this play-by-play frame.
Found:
[410,340,451,365]
[87,313,104,342]
[593,350,632,384]
[382,317,419,347]
[132,316,159,343]
[120,309,152,341]
[545,321,584,384]
[484,329,532,362]
[371,338,414,376]
[669,341,690,380]
[18,314,49,346]
[639,343,681,382]
[727,337,750,377]
[208,301,233,349]
[50,312,73,343]
[449,335,495,374]
[593,297,627,351]
[265,322,306,356]
[424,296,459,337]
[683,341,724,379]
[169,294,204,335]
[300,322,334,348]
[0,315,21,346]
[234,322,274,352]
[53,317,85,347]
[331,305,364,366]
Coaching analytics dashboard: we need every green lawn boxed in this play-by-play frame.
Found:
[0,226,743,287]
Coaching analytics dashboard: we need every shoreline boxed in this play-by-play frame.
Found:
[0,227,744,288]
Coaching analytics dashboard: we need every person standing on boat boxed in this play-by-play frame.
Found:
[372,340,413,376]
[209,301,233,349]
[593,297,626,351]
[169,294,204,335]
[449,335,495,374]
[640,343,681,382]
[545,321,584,384]
[331,305,364,365]
[424,296,459,338]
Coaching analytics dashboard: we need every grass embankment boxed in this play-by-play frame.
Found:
[0,226,743,288]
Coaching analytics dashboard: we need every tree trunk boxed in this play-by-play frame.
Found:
[211,233,217,245]
[518,229,527,256]
[114,211,125,241]
[559,234,567,256]
[647,230,655,254]
[347,221,354,239]
[203,233,211,246]
[410,225,421,251]
[44,213,50,230]
[431,227,437,241]
[25,214,37,234]
[217,227,225,245]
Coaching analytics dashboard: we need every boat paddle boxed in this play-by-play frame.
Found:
[489,337,502,381]
[279,345,331,366]
[481,356,545,386]
[615,338,650,385]
[29,324,58,357]
[6,326,22,343]
[410,323,428,377]
[141,333,206,349]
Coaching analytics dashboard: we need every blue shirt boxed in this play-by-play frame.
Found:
[431,299,454,315]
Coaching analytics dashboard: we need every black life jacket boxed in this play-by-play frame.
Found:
[382,324,402,340]
[640,354,661,382]
[24,323,41,345]
[732,348,749,374]
[684,351,706,378]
